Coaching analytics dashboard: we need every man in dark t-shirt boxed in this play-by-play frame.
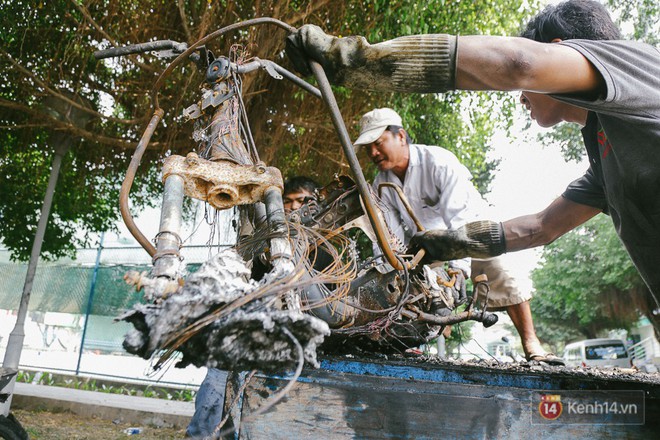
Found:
[286,0,660,314]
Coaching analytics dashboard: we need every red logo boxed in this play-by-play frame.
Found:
[597,129,612,159]
[538,394,563,420]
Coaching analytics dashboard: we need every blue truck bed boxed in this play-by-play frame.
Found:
[222,355,660,439]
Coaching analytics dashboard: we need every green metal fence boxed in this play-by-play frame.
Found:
[0,242,231,386]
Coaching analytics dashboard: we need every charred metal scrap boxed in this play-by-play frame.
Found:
[119,248,330,373]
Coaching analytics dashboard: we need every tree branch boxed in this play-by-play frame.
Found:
[70,0,159,74]
[0,98,187,150]
[0,48,144,125]
[306,144,348,168]
[289,0,333,25]
[177,0,193,42]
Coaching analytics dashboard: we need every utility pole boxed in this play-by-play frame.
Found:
[0,139,69,416]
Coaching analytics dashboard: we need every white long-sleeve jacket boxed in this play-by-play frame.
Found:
[373,143,489,276]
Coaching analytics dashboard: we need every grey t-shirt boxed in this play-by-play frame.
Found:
[555,39,660,295]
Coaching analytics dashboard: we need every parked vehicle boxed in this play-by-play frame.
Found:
[563,338,631,368]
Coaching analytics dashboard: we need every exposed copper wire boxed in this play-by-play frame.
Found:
[153,220,357,367]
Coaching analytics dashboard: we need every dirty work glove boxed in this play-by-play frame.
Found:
[409,221,506,261]
[285,24,457,93]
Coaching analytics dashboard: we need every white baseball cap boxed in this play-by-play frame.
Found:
[353,108,403,148]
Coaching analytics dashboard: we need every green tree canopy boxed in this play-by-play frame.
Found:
[1,0,539,261]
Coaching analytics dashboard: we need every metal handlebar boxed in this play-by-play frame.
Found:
[309,61,404,271]
[94,40,188,60]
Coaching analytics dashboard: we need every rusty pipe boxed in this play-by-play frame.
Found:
[120,109,163,257]
[378,183,425,231]
[264,186,300,312]
[151,174,184,280]
[309,61,403,271]
[377,182,427,269]
[416,309,499,328]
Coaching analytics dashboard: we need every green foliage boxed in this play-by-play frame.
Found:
[16,369,197,402]
[530,215,651,345]
[0,0,162,261]
[342,0,536,195]
[16,371,35,383]
[608,0,660,45]
[537,123,585,163]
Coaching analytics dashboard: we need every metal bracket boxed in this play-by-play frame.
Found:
[263,61,283,80]
[183,103,202,120]
[201,86,235,111]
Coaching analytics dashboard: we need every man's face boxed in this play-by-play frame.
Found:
[283,188,314,212]
[520,91,574,128]
[364,129,408,172]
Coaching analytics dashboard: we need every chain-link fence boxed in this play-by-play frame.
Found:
[0,242,231,387]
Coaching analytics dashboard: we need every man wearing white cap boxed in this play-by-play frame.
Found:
[356,107,563,365]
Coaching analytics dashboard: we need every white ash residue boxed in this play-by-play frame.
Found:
[120,248,329,373]
[201,310,330,372]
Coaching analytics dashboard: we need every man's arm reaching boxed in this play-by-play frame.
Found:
[286,25,605,96]
[409,197,601,261]
[503,196,601,251]
[456,36,604,95]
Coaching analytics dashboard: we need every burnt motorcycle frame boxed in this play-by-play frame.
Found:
[94,18,497,365]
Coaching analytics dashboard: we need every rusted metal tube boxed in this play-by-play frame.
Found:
[416,309,499,328]
[378,182,425,231]
[309,61,403,270]
[234,60,322,98]
[264,186,300,312]
[152,174,184,279]
[120,109,163,257]
[378,182,427,268]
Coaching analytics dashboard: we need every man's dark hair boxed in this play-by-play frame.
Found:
[521,0,621,42]
[385,125,413,144]
[284,176,320,196]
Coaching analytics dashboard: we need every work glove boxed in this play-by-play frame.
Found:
[285,24,457,93]
[409,220,507,261]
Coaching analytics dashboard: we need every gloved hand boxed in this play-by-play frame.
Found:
[409,220,507,261]
[285,24,457,93]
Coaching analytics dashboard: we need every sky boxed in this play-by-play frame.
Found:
[483,106,588,292]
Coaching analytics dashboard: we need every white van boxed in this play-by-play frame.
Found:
[563,338,631,368]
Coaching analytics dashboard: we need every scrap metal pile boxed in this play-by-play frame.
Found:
[100,19,499,375]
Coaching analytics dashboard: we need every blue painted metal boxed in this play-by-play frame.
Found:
[264,357,659,397]
[319,358,554,389]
